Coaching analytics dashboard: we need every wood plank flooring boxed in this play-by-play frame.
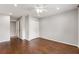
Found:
[0,37,79,54]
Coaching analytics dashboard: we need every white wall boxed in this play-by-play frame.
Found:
[40,9,78,46]
[0,15,10,42]
[25,16,29,39]
[18,16,39,40]
[10,17,17,22]
[16,20,20,37]
[28,16,39,40]
[18,16,29,39]
[19,16,26,39]
[10,21,16,36]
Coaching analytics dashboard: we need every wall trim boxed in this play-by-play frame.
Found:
[39,36,78,47]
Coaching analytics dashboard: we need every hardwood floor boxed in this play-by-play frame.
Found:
[0,37,79,54]
[29,37,79,54]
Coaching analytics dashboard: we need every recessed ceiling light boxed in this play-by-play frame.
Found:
[14,4,17,7]
[9,13,13,15]
[56,7,60,10]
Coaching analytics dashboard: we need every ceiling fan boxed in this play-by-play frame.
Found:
[34,4,47,16]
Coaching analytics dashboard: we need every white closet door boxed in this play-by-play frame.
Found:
[29,17,39,40]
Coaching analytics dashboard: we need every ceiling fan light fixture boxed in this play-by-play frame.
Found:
[35,4,47,15]
[36,8,43,13]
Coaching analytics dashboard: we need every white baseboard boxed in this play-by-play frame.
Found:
[77,46,79,48]
[40,36,78,47]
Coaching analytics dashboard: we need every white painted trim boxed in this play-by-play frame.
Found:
[77,46,79,48]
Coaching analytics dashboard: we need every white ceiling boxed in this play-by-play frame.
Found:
[0,4,78,19]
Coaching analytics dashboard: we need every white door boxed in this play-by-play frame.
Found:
[29,17,39,40]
